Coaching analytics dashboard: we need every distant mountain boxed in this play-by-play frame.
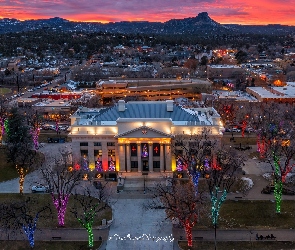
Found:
[0,12,294,35]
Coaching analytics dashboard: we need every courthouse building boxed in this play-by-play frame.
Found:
[69,100,223,175]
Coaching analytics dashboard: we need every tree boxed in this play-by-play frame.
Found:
[250,103,295,213]
[183,58,198,75]
[71,185,112,248]
[40,149,82,227]
[5,107,44,194]
[173,128,218,192]
[235,50,248,64]
[0,196,51,248]
[205,148,244,250]
[146,179,205,248]
[200,56,208,66]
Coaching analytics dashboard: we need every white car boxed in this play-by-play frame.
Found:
[31,185,49,193]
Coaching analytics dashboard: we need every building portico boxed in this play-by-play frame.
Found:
[69,100,224,175]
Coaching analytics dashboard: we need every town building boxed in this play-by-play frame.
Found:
[207,64,245,80]
[69,100,223,176]
[97,78,212,104]
[246,82,295,103]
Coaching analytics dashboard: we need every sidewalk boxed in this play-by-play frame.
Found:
[173,228,295,242]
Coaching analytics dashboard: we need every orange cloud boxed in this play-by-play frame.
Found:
[0,0,294,25]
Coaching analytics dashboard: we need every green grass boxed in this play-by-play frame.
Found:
[0,194,112,228]
[0,240,102,250]
[196,200,295,230]
[221,135,257,146]
[0,146,19,181]
[179,241,295,250]
[0,88,12,95]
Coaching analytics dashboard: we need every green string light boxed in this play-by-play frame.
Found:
[211,187,227,225]
[273,151,282,213]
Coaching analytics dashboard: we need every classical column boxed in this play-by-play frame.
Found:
[126,143,131,172]
[88,141,94,168]
[160,143,164,172]
[149,143,153,172]
[165,144,172,171]
[118,143,126,172]
[115,143,120,172]
[137,143,142,172]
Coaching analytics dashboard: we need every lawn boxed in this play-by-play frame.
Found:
[0,146,19,181]
[0,194,112,228]
[0,87,12,95]
[221,134,257,146]
[0,240,102,250]
[179,241,295,250]
[195,200,295,230]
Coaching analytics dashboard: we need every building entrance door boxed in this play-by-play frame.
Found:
[142,160,149,171]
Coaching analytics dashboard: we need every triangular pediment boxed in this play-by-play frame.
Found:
[115,126,173,138]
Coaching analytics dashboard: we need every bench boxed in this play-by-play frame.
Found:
[52,236,61,240]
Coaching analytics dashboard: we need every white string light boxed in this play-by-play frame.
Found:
[108,233,174,242]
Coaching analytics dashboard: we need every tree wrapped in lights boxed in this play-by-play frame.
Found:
[206,149,244,250]
[0,96,8,141]
[5,107,44,194]
[176,156,184,171]
[268,138,295,213]
[249,102,295,213]
[109,157,115,171]
[71,186,111,248]
[173,128,217,192]
[0,197,51,248]
[40,149,81,227]
[0,117,6,136]
[82,156,89,171]
[146,178,205,248]
[142,143,149,157]
[95,160,103,172]
[26,111,43,150]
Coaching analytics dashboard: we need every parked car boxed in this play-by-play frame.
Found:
[245,127,255,133]
[31,185,49,193]
[232,128,241,133]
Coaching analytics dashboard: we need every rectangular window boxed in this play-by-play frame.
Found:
[80,142,88,146]
[107,142,115,146]
[130,143,137,156]
[94,142,101,146]
[80,150,88,157]
[153,161,160,168]
[131,161,138,169]
[108,149,115,157]
[94,150,102,160]
[153,143,160,156]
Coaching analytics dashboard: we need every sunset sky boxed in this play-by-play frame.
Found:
[1,0,295,25]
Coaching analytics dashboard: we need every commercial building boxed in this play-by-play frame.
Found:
[97,78,212,104]
[246,82,295,103]
[69,100,223,175]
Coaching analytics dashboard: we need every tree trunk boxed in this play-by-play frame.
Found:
[274,180,282,213]
[52,194,70,227]
[87,226,94,248]
[184,220,193,247]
